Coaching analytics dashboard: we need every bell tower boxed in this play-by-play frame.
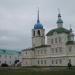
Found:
[32,9,45,48]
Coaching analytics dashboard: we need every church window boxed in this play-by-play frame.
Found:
[38,30,40,36]
[51,39,53,44]
[41,50,43,54]
[38,50,39,54]
[55,48,58,53]
[56,59,58,64]
[59,37,62,43]
[44,60,46,64]
[59,47,62,52]
[26,61,27,64]
[59,59,62,64]
[38,60,39,64]
[69,47,72,52]
[41,60,43,64]
[51,48,54,53]
[55,38,57,43]
[9,56,11,59]
[44,50,46,54]
[52,59,54,64]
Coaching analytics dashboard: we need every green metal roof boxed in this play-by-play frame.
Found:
[66,41,75,45]
[0,49,20,55]
[46,27,70,36]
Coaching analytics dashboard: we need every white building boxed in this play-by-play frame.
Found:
[0,49,20,66]
[21,10,75,67]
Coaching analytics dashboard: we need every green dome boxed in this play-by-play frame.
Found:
[46,27,70,36]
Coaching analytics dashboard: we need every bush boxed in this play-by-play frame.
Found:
[1,63,8,67]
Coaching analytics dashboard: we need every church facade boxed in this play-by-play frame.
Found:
[21,10,75,67]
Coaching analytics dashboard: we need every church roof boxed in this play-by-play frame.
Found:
[34,22,43,29]
[0,49,19,55]
[66,41,75,45]
[46,27,70,36]
[34,45,51,48]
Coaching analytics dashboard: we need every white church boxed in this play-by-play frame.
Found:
[21,10,75,67]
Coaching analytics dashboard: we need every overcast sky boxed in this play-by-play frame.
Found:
[0,0,75,50]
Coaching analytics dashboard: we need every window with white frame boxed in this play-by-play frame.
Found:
[59,47,62,52]
[38,60,39,64]
[52,59,54,64]
[41,50,43,54]
[59,37,62,43]
[44,50,46,54]
[55,38,58,43]
[41,59,43,64]
[51,48,54,53]
[26,61,28,64]
[55,48,58,53]
[69,46,72,52]
[51,39,53,44]
[56,59,58,64]
[44,60,46,64]
[38,50,39,54]
[59,59,62,64]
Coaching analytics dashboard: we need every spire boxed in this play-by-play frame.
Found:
[57,9,63,28]
[37,8,40,23]
[34,8,43,29]
[58,9,61,17]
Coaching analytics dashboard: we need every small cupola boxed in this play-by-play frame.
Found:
[57,10,63,28]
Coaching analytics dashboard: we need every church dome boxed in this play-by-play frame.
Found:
[34,21,43,29]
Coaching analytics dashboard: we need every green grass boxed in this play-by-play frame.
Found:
[0,68,75,75]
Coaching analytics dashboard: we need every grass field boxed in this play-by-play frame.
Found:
[0,67,75,75]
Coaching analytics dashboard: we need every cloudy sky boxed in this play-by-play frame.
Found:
[0,0,75,50]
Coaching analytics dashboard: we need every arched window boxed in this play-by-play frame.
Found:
[38,30,40,36]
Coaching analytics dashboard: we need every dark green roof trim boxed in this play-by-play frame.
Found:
[46,27,70,36]
[22,45,51,51]
[22,48,35,51]
[34,45,51,48]
[66,41,75,45]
